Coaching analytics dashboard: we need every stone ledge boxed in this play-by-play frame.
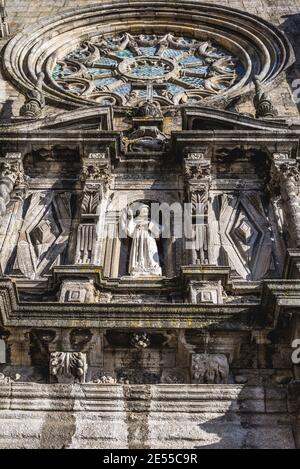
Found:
[0,383,292,414]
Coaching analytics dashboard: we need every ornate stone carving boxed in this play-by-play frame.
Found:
[125,126,168,153]
[124,204,162,277]
[92,372,117,384]
[59,280,97,303]
[50,352,88,384]
[12,192,72,279]
[117,368,160,384]
[184,156,211,181]
[81,162,111,186]
[161,370,185,384]
[269,156,300,247]
[191,353,229,384]
[0,1,9,38]
[81,190,102,216]
[76,155,112,265]
[215,192,281,280]
[0,153,24,219]
[190,186,209,264]
[183,153,211,265]
[51,32,240,107]
[70,328,93,349]
[188,281,223,305]
[135,100,162,119]
[130,332,150,350]
[253,76,276,119]
[20,73,45,119]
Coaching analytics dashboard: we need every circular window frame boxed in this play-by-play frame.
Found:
[2,1,294,110]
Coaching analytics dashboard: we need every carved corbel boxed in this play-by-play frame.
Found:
[184,151,211,185]
[20,72,45,119]
[191,353,229,384]
[50,351,88,384]
[130,332,150,350]
[253,76,277,119]
[0,153,25,219]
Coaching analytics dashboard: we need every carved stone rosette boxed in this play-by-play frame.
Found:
[50,352,88,384]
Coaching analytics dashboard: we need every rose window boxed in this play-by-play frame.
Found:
[51,33,243,106]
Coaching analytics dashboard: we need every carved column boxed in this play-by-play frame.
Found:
[270,154,300,247]
[75,153,112,265]
[183,150,211,265]
[0,154,27,274]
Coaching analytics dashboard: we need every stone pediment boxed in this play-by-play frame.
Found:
[182,106,299,131]
[2,104,299,135]
[6,106,114,131]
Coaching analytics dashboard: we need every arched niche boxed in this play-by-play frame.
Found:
[102,198,182,279]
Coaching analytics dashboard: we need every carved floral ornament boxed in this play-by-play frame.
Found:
[3,1,294,110]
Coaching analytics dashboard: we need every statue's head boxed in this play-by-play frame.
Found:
[138,204,150,218]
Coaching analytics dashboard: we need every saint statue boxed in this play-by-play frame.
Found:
[126,204,162,277]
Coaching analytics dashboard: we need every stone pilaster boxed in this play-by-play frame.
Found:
[75,152,112,265]
[0,153,24,219]
[183,149,211,265]
[0,1,9,38]
[270,153,300,248]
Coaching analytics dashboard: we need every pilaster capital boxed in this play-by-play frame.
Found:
[184,149,211,187]
[81,152,112,186]
[0,152,24,183]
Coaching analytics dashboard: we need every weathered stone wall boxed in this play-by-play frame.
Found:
[0,384,296,449]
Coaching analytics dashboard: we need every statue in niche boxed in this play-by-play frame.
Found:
[126,204,162,277]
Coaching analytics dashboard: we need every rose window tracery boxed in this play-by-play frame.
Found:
[51,33,243,106]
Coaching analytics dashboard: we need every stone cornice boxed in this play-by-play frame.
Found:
[0,277,259,329]
[182,107,299,132]
[262,281,300,327]
[0,384,276,414]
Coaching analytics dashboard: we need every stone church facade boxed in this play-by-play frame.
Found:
[0,0,299,449]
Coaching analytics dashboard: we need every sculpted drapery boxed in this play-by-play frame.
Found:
[126,204,162,277]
